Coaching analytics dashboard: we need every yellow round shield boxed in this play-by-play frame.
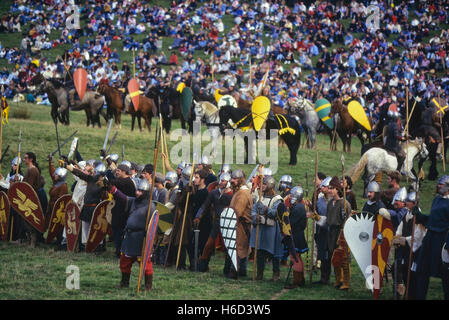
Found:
[252,96,271,131]
[348,100,371,131]
[215,89,223,103]
[176,82,186,93]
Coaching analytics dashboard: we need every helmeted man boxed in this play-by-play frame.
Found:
[362,181,386,215]
[284,185,309,288]
[46,155,69,246]
[392,191,427,299]
[153,172,167,204]
[250,176,284,281]
[197,155,217,186]
[383,104,406,172]
[194,172,233,272]
[104,157,136,258]
[109,179,156,291]
[311,176,332,285]
[65,161,108,251]
[224,169,253,279]
[278,175,293,199]
[415,176,449,300]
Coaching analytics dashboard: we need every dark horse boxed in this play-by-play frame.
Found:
[329,98,371,153]
[218,105,301,165]
[30,73,70,125]
[159,86,190,133]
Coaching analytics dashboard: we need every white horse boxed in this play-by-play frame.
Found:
[347,138,429,191]
[193,99,222,139]
[288,96,320,148]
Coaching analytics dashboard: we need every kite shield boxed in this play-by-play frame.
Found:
[348,100,371,131]
[86,200,111,253]
[8,182,45,233]
[251,96,271,131]
[46,194,72,244]
[220,207,238,272]
[65,201,81,252]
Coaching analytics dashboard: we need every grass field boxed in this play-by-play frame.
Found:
[0,102,446,300]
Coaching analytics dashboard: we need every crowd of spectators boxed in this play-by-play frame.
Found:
[0,0,448,123]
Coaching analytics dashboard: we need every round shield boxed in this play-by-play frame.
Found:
[217,95,238,109]
[315,98,334,129]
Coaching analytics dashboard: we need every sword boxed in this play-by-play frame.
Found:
[16,129,22,179]
[0,144,9,163]
[106,131,118,154]
[50,130,79,157]
[246,164,259,185]
[102,118,113,151]
[194,228,200,272]
[121,144,125,161]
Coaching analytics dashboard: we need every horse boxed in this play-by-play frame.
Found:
[287,96,324,148]
[159,86,190,132]
[30,73,70,125]
[124,94,157,132]
[218,105,301,165]
[230,90,287,115]
[97,82,125,128]
[193,100,222,158]
[347,138,429,193]
[329,98,372,153]
[68,89,107,128]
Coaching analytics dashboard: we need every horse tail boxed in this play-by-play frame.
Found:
[347,151,369,182]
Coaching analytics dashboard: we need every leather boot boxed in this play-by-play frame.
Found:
[334,266,343,288]
[339,261,351,291]
[256,268,264,281]
[144,274,153,291]
[198,258,209,272]
[272,270,280,282]
[30,232,37,248]
[116,272,130,289]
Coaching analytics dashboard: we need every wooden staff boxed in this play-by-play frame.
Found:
[176,158,196,270]
[405,213,416,300]
[133,49,136,78]
[10,129,22,242]
[406,88,409,181]
[305,172,310,275]
[249,55,252,90]
[211,53,215,83]
[136,123,160,293]
[309,151,318,285]
[0,98,3,174]
[252,164,264,281]
[438,93,446,172]
[159,115,166,176]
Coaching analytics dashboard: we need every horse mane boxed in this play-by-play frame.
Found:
[199,101,218,117]
[48,78,64,89]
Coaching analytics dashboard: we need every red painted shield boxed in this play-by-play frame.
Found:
[65,201,81,252]
[128,78,140,112]
[46,194,72,244]
[74,68,87,101]
[8,182,45,233]
[371,214,394,299]
[86,200,111,253]
[0,191,10,241]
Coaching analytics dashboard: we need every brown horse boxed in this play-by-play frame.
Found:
[329,98,372,153]
[124,94,157,132]
[97,83,124,128]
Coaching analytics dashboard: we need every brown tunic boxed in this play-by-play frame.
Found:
[229,186,253,259]
[23,166,41,192]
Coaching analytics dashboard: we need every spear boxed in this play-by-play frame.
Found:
[252,163,264,281]
[136,122,161,293]
[10,129,22,242]
[438,92,445,172]
[305,171,310,276]
[309,151,318,285]
[406,87,409,181]
[405,184,419,300]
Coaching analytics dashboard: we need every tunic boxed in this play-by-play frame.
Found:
[229,186,253,259]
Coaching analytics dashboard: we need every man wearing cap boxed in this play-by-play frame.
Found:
[104,159,137,258]
[415,176,449,299]
[326,176,352,290]
[46,155,69,247]
[225,169,253,279]
[194,172,233,272]
[109,179,156,290]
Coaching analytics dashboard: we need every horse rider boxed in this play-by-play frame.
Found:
[384,104,407,172]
